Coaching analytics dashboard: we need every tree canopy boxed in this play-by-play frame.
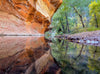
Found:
[45,0,100,37]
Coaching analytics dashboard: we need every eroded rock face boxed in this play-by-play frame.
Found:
[0,0,62,35]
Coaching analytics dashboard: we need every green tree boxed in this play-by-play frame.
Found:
[89,1,100,28]
[50,0,92,35]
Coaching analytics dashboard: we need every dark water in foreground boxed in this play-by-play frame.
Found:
[0,36,100,74]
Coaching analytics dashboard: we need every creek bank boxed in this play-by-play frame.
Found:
[55,30,100,45]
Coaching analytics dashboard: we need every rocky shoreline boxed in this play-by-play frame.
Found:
[55,30,100,46]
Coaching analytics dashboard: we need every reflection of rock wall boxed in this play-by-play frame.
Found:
[0,0,62,35]
[0,37,60,74]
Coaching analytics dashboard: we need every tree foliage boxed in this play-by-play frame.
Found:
[49,0,92,35]
[89,0,100,27]
[45,0,100,37]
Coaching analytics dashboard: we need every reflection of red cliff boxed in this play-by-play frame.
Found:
[0,37,47,59]
[0,0,62,35]
[0,37,60,74]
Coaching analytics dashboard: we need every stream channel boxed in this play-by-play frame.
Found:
[0,36,100,74]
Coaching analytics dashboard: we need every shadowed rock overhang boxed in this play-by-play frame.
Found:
[0,0,62,35]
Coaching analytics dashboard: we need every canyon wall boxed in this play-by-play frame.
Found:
[0,0,62,35]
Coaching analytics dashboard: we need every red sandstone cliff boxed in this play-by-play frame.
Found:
[0,0,62,35]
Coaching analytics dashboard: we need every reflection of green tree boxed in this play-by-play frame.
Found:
[88,58,100,73]
[88,46,100,61]
[50,39,100,74]
[88,46,100,73]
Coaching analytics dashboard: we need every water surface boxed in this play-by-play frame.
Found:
[0,37,100,74]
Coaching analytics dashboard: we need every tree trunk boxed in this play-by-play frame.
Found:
[65,12,70,33]
[94,14,98,28]
[93,46,97,58]
[65,41,69,57]
[60,19,65,33]
[72,6,85,28]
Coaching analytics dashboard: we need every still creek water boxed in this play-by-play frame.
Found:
[0,36,100,74]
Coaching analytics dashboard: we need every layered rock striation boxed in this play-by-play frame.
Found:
[0,0,62,35]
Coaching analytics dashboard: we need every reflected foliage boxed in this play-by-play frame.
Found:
[50,39,100,74]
